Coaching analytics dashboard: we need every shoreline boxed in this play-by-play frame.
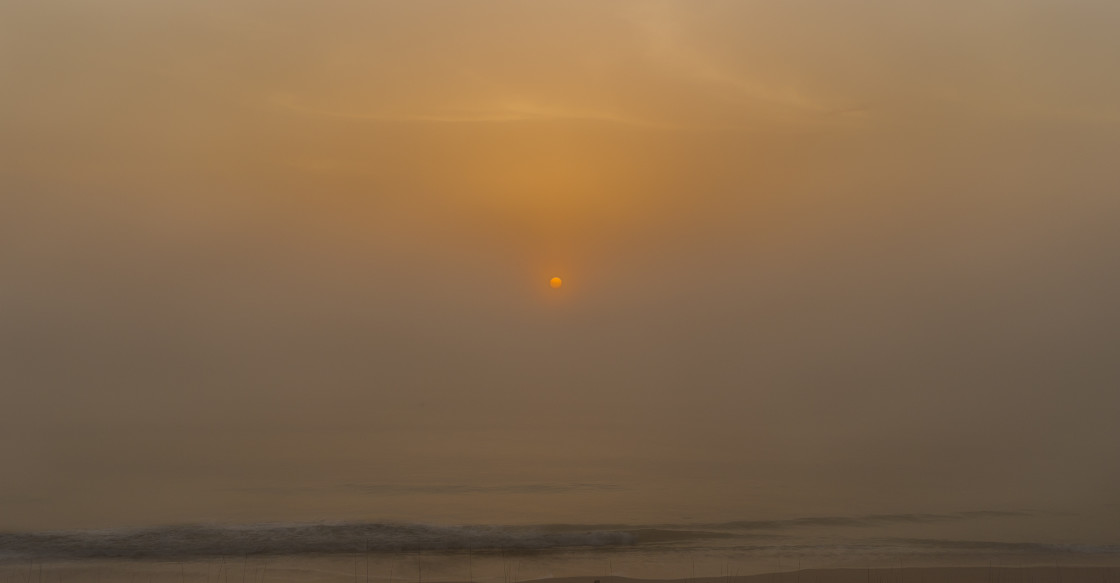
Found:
[3,563,1119,583]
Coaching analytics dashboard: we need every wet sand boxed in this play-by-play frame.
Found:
[2,563,1117,583]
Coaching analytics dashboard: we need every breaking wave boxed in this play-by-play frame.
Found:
[2,513,1114,563]
[0,522,645,560]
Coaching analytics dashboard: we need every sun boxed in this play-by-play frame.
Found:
[549,277,563,289]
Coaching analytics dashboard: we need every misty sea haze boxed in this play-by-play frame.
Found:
[3,1,1120,579]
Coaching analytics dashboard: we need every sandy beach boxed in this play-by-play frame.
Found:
[4,562,1119,583]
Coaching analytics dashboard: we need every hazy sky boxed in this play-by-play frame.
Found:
[2,1,1119,536]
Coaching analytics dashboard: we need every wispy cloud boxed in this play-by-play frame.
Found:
[270,94,681,130]
[344,482,625,495]
[622,2,838,116]
[226,482,625,497]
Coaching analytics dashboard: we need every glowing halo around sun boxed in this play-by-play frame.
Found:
[550,277,563,289]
